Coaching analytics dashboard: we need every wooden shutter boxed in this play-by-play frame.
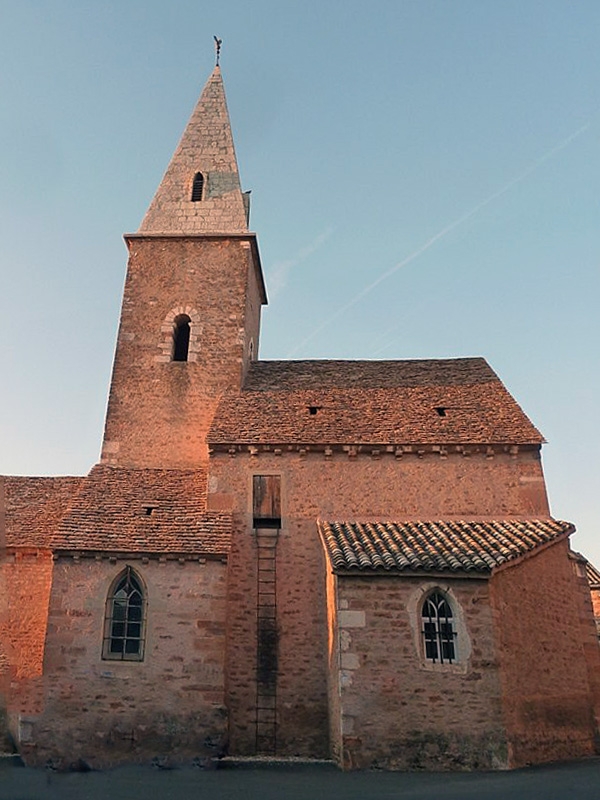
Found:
[253,475,281,525]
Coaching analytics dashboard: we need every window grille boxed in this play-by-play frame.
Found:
[173,314,191,362]
[191,172,204,201]
[421,590,456,664]
[102,567,146,661]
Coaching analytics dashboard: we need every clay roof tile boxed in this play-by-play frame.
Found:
[319,518,573,574]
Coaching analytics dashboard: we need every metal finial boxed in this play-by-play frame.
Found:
[214,36,222,66]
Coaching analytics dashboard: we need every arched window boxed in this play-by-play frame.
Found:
[102,567,146,661]
[191,172,204,201]
[172,314,191,362]
[421,590,456,664]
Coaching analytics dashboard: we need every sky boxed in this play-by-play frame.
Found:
[0,1,599,561]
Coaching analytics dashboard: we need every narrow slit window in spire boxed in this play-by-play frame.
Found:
[191,172,204,201]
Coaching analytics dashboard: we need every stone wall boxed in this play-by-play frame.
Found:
[573,562,600,737]
[324,567,342,763]
[330,574,507,770]
[210,446,549,520]
[223,511,330,758]
[210,446,546,759]
[589,585,600,624]
[102,235,262,469]
[0,549,53,734]
[242,245,263,373]
[20,556,228,767]
[224,514,259,756]
[489,539,599,767]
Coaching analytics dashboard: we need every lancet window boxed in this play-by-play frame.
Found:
[102,567,146,661]
[191,172,204,201]
[421,590,457,664]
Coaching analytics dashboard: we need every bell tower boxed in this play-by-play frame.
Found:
[101,66,267,469]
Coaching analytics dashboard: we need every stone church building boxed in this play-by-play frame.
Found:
[1,65,600,771]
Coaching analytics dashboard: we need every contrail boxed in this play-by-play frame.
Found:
[286,121,591,358]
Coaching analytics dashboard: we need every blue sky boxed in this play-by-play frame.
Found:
[1,1,599,562]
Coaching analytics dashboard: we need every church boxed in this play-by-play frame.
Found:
[1,63,600,771]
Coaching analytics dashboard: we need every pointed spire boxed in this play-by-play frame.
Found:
[139,66,249,234]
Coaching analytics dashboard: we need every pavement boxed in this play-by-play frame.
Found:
[1,756,600,800]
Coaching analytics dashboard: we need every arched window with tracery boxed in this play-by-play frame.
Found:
[102,567,146,661]
[421,590,456,664]
[191,172,204,201]
[172,314,191,362]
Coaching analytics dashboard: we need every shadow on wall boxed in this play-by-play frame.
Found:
[0,706,16,754]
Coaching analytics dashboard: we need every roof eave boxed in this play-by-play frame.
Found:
[329,566,489,580]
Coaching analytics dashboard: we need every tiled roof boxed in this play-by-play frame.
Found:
[586,561,600,588]
[209,358,543,446]
[2,466,230,556]
[319,519,573,574]
[52,465,230,555]
[2,475,83,548]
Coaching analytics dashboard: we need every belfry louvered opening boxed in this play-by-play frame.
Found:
[191,172,204,201]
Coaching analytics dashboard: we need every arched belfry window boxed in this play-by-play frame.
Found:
[173,314,191,362]
[102,567,146,661]
[156,306,199,364]
[421,590,456,664]
[191,172,204,202]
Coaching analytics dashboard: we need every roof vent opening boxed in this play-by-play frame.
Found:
[308,406,321,416]
[144,506,155,516]
[435,407,447,417]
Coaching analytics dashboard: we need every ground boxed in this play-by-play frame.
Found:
[1,758,599,800]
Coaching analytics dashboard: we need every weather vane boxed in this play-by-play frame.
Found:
[214,36,223,66]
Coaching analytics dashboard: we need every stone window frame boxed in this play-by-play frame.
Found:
[408,582,471,674]
[102,566,147,662]
[155,305,201,363]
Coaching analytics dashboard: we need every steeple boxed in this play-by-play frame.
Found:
[139,66,249,234]
[101,61,266,470]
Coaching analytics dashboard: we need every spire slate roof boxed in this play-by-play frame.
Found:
[139,66,248,235]
[319,519,573,574]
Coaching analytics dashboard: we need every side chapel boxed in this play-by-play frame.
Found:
[1,63,600,771]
